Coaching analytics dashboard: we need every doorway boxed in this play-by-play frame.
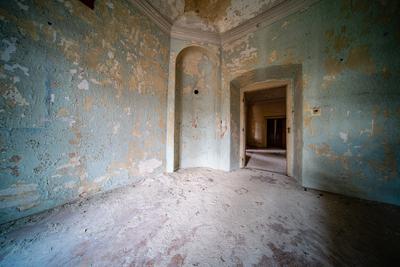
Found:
[266,118,286,148]
[243,85,289,175]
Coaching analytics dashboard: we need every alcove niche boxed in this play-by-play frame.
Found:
[173,46,220,170]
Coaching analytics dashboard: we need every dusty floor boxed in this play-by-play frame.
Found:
[246,149,286,174]
[1,168,400,267]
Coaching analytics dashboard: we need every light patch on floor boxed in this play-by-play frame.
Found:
[246,148,286,174]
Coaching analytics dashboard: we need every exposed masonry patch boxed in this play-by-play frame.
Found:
[106,1,114,9]
[4,64,29,76]
[2,85,30,106]
[78,79,89,90]
[112,122,120,135]
[90,78,101,85]
[1,38,17,62]
[339,132,348,143]
[360,120,375,137]
[15,0,29,11]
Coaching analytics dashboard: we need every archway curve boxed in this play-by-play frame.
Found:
[228,64,303,181]
[175,45,219,64]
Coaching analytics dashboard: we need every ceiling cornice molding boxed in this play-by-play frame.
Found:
[131,0,320,44]
[130,0,172,34]
[170,26,221,45]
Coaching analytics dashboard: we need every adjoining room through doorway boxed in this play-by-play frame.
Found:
[244,86,287,174]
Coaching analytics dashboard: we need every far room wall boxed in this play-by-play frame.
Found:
[246,99,286,148]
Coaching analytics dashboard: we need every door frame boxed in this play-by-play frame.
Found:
[240,80,294,177]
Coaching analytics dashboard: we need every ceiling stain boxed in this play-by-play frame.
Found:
[184,0,231,23]
[148,0,283,33]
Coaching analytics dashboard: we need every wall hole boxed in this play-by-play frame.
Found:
[312,107,321,116]
[194,89,199,95]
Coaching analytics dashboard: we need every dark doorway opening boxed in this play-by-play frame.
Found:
[266,118,286,148]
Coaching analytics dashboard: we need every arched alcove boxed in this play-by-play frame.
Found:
[170,46,220,170]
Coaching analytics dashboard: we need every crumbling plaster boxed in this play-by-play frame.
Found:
[0,0,169,224]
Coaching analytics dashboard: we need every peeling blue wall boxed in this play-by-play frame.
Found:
[0,0,170,224]
[223,0,400,205]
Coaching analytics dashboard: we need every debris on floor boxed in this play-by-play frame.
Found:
[1,168,400,266]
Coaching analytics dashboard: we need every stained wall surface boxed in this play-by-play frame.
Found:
[222,0,400,205]
[0,0,169,224]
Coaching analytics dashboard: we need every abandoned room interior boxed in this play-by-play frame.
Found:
[0,0,399,266]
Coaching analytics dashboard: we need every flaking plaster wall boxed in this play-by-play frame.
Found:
[221,0,400,205]
[0,0,169,224]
